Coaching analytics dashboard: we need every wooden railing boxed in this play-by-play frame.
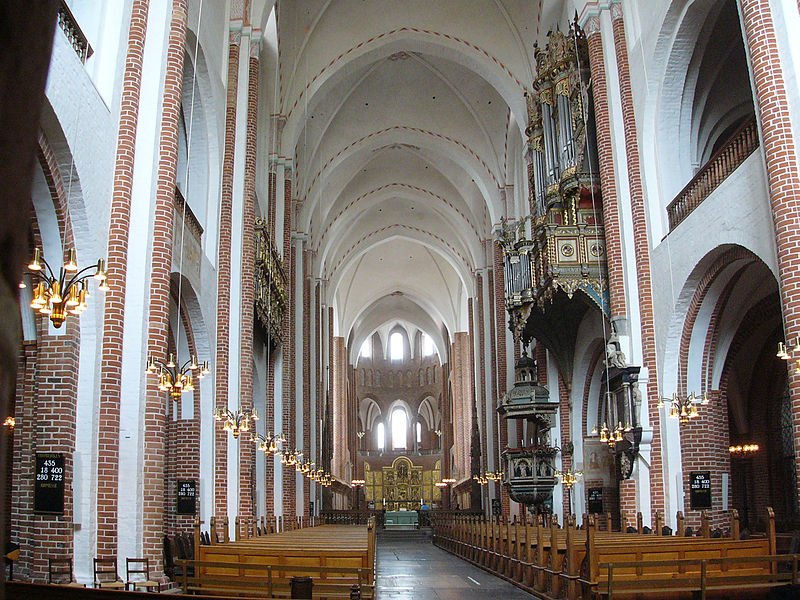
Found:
[667,116,759,231]
[174,187,204,240]
[57,1,93,63]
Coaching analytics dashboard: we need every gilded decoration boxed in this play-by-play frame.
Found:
[502,21,608,346]
[363,457,441,510]
[255,217,287,341]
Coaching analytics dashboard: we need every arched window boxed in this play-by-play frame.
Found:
[391,408,407,450]
[390,332,404,361]
[422,333,435,357]
[416,422,422,444]
[360,338,372,358]
[376,422,385,451]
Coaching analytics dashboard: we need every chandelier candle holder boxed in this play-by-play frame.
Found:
[214,407,259,439]
[777,341,800,372]
[146,352,209,398]
[657,391,709,425]
[25,247,108,328]
[554,468,583,490]
[729,443,759,457]
[252,431,286,454]
[473,471,503,486]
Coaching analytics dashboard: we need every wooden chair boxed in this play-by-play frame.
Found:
[48,558,84,587]
[92,558,125,589]
[126,557,160,592]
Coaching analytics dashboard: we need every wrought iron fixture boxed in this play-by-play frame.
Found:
[24,247,108,328]
[146,352,208,398]
[657,391,709,425]
[214,407,259,439]
[729,444,759,457]
[554,468,582,490]
[356,431,365,439]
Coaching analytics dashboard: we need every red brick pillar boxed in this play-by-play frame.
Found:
[610,4,664,516]
[492,245,511,518]
[303,250,312,515]
[584,16,626,317]
[214,34,240,521]
[475,274,487,476]
[738,0,800,495]
[143,0,186,574]
[282,168,296,516]
[238,42,260,525]
[96,0,149,558]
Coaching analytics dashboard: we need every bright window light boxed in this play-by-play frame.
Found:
[360,338,372,358]
[416,421,422,444]
[422,334,434,357]
[376,422,385,450]
[390,332,403,361]
[392,408,407,449]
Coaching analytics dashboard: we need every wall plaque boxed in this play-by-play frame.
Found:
[177,480,197,515]
[34,453,65,514]
[689,471,712,509]
[587,487,604,514]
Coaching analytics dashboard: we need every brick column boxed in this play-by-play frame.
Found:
[610,4,664,515]
[95,0,149,558]
[214,35,240,520]
[475,274,487,475]
[492,245,511,517]
[238,43,260,524]
[303,250,312,515]
[282,169,296,516]
[738,0,800,495]
[584,17,626,317]
[143,0,186,574]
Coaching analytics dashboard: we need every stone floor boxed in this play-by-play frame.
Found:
[376,529,536,599]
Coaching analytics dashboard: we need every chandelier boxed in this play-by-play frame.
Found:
[351,479,365,487]
[473,471,503,486]
[24,248,108,328]
[554,468,582,490]
[214,407,259,438]
[146,352,208,398]
[729,443,759,457]
[592,421,631,448]
[252,431,286,454]
[658,391,708,425]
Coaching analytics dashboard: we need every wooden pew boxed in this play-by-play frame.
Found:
[576,509,780,598]
[185,519,375,598]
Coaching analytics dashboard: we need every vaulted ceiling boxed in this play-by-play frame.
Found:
[274,0,572,359]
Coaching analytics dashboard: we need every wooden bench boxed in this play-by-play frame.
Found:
[432,508,793,600]
[182,520,375,598]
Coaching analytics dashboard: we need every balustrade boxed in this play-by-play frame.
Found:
[667,116,759,231]
[57,1,93,63]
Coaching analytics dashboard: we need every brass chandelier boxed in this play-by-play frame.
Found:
[25,247,108,328]
[146,352,209,398]
[214,407,259,439]
[554,468,582,490]
[473,471,503,486]
[658,391,708,425]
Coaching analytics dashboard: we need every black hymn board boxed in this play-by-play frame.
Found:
[587,487,604,514]
[689,471,712,509]
[177,480,197,515]
[34,453,65,514]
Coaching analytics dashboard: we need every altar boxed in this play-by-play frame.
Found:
[384,510,419,528]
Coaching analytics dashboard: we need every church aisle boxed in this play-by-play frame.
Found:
[376,529,536,599]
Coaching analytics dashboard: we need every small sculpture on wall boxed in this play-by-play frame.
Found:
[605,328,627,369]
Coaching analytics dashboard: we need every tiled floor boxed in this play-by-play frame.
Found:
[376,529,536,599]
